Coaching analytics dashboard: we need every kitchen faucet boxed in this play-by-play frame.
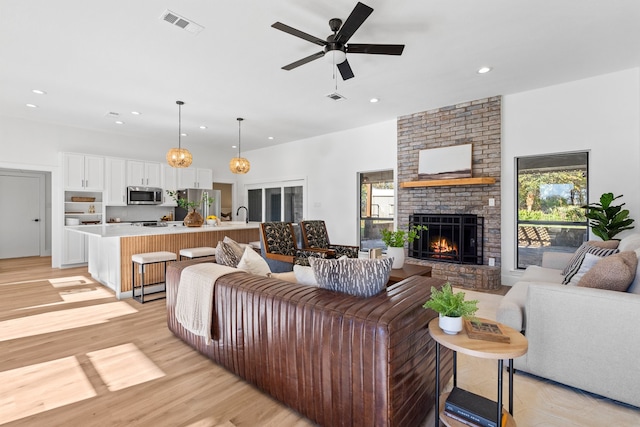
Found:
[236,206,248,223]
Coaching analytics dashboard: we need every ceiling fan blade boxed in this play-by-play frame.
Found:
[337,59,355,80]
[272,22,326,46]
[335,2,374,44]
[347,44,405,55]
[282,51,325,70]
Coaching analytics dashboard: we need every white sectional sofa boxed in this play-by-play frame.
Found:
[497,233,640,407]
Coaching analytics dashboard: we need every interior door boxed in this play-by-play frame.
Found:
[0,174,41,258]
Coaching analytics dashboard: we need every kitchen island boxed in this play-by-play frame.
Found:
[67,222,259,299]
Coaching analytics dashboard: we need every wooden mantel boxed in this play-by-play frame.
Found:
[400,177,496,188]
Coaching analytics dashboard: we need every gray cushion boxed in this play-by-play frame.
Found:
[618,234,640,252]
[495,281,530,331]
[309,257,392,298]
[627,248,640,294]
[520,265,564,284]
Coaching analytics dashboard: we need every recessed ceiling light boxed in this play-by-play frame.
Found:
[32,89,46,95]
[115,121,124,125]
[477,66,492,74]
[370,98,379,103]
[26,103,38,108]
[268,136,274,140]
[181,133,188,137]
[232,145,237,149]
[199,125,207,129]
[131,111,141,115]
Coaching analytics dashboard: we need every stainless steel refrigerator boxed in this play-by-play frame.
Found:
[174,188,221,222]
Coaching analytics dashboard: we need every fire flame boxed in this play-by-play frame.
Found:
[430,238,458,255]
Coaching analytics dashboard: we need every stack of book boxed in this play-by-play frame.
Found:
[444,387,506,427]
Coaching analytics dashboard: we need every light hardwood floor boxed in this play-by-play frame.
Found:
[1,258,638,426]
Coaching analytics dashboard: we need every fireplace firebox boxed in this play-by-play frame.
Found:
[409,214,483,265]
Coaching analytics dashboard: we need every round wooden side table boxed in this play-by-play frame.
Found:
[428,317,528,427]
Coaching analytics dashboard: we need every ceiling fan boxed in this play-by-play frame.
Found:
[271,2,405,80]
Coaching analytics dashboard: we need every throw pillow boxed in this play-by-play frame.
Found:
[223,236,247,260]
[309,257,393,298]
[560,240,619,275]
[562,244,619,284]
[293,264,318,286]
[215,241,239,268]
[567,253,601,286]
[236,246,271,276]
[577,251,638,292]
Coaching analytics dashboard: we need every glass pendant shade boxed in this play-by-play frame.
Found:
[166,148,192,168]
[230,117,250,174]
[229,156,250,174]
[167,100,192,168]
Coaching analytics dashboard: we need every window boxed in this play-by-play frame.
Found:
[359,170,394,250]
[516,152,588,269]
[246,180,305,223]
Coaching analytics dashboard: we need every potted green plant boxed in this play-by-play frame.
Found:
[380,224,427,269]
[423,282,479,334]
[581,192,635,240]
[166,190,214,227]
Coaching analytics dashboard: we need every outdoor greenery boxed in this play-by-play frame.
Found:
[423,282,479,318]
[582,193,635,240]
[381,224,427,247]
[518,169,587,222]
[166,190,214,211]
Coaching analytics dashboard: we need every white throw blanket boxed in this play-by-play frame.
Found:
[175,263,238,343]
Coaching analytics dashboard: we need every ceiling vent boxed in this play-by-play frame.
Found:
[326,92,347,101]
[104,111,120,119]
[160,10,204,35]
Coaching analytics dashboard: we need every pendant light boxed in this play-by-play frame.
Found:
[166,100,193,168]
[229,117,250,174]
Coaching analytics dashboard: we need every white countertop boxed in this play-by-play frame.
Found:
[66,221,259,238]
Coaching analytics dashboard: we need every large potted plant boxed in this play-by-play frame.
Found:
[381,224,427,269]
[423,282,479,334]
[166,190,214,227]
[582,192,635,240]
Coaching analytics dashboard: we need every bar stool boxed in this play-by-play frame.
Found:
[179,247,216,260]
[131,251,177,303]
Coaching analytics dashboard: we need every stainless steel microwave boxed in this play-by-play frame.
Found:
[127,186,163,205]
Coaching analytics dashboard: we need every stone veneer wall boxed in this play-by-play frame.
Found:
[397,96,502,290]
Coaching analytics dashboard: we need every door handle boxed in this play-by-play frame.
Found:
[33,219,40,222]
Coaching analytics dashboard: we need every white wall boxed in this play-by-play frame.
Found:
[501,68,640,284]
[236,120,398,245]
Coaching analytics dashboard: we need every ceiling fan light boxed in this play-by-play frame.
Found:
[325,50,346,64]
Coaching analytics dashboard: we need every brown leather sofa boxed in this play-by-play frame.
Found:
[166,260,452,427]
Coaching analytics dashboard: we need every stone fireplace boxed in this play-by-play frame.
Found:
[409,213,484,265]
[397,96,502,290]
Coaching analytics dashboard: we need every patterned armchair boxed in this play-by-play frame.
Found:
[300,220,360,259]
[259,222,332,272]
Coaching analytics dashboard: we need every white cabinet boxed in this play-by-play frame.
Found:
[161,165,177,206]
[177,167,212,189]
[105,158,127,206]
[64,153,104,191]
[126,160,161,187]
[63,228,87,265]
[197,168,213,189]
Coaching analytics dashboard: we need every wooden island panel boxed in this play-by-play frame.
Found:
[119,227,259,293]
